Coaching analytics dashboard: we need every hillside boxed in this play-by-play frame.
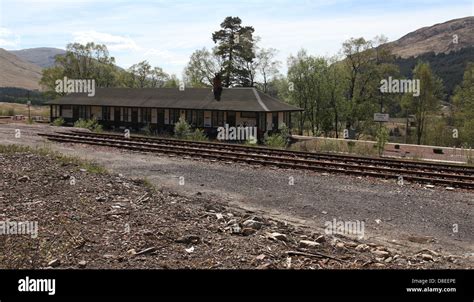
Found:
[395,46,474,97]
[10,47,66,68]
[387,16,474,58]
[382,16,474,98]
[0,48,42,91]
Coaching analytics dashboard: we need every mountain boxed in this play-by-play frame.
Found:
[386,16,474,58]
[10,47,66,68]
[0,48,42,91]
[395,46,474,97]
[384,16,474,97]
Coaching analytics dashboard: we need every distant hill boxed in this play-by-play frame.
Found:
[386,16,474,58]
[10,47,66,68]
[382,16,474,98]
[395,46,474,97]
[0,48,42,91]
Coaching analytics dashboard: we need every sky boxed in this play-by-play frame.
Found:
[0,0,472,77]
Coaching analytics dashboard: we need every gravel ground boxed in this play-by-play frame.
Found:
[0,123,472,268]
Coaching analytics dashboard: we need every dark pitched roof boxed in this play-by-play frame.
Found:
[46,87,302,112]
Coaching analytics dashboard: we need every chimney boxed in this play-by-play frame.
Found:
[213,74,223,101]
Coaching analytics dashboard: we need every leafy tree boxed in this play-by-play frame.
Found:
[255,48,281,93]
[342,37,375,133]
[128,60,151,88]
[40,42,125,93]
[403,61,444,144]
[326,58,349,137]
[287,50,329,135]
[163,75,180,88]
[184,48,223,87]
[339,37,400,138]
[150,67,170,88]
[452,63,474,147]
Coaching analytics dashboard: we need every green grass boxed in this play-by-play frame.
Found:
[140,177,157,193]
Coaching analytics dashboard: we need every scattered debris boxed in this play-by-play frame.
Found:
[47,259,60,268]
[242,219,262,230]
[299,240,320,249]
[175,235,201,244]
[18,175,30,182]
[372,250,390,258]
[135,247,156,256]
[0,149,466,269]
[421,253,434,261]
[266,232,288,242]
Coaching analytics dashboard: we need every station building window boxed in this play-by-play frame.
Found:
[102,107,110,121]
[142,108,152,123]
[196,111,204,127]
[241,112,256,118]
[212,111,224,127]
[170,109,180,124]
[122,107,130,122]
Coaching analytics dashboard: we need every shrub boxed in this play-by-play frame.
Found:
[52,117,65,126]
[173,117,208,141]
[264,123,291,149]
[347,141,356,153]
[189,128,208,141]
[143,123,152,136]
[74,118,102,132]
[244,136,258,146]
[265,133,286,148]
[375,126,389,156]
[174,117,191,139]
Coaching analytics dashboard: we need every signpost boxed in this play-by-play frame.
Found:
[27,100,31,122]
[374,113,389,122]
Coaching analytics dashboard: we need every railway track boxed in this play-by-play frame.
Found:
[38,131,474,189]
[65,130,474,174]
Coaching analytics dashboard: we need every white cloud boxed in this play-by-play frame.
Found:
[0,27,20,48]
[72,30,139,51]
[143,49,188,65]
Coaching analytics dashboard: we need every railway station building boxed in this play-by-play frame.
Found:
[47,87,302,139]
